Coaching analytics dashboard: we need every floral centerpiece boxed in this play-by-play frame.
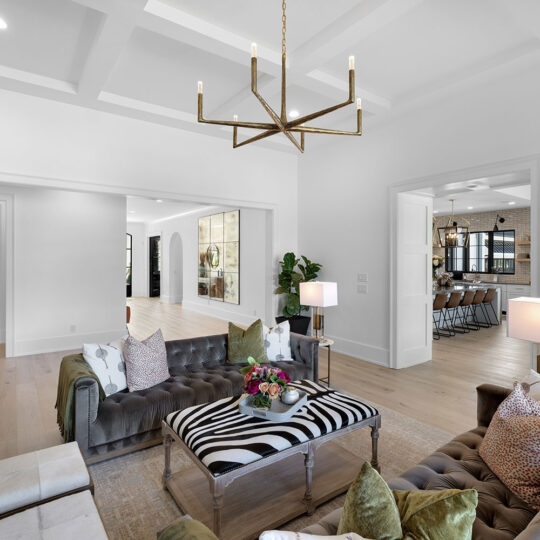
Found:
[240,357,291,409]
[432,256,445,280]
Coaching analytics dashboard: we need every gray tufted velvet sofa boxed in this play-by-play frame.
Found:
[301,384,539,540]
[72,332,318,463]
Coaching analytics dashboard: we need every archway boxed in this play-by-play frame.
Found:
[169,232,183,304]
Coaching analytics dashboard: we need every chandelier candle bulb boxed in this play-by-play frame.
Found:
[349,56,355,70]
[251,43,258,58]
[197,81,203,94]
[233,115,238,122]
[357,98,362,110]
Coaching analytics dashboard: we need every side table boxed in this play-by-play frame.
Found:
[318,338,334,386]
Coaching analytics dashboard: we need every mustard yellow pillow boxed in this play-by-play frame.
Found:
[337,463,478,540]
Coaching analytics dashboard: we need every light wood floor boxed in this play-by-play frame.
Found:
[0,297,531,460]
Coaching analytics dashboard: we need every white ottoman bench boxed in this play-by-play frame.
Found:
[0,442,92,518]
[0,490,108,540]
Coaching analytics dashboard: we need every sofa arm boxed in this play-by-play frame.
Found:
[74,377,100,458]
[290,333,319,382]
[476,384,511,428]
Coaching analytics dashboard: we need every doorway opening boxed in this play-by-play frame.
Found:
[0,201,6,351]
[149,236,161,298]
[391,158,538,371]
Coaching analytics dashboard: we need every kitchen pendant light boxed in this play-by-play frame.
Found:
[437,199,470,248]
[197,0,362,153]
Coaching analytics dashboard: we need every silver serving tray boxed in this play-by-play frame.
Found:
[238,390,308,421]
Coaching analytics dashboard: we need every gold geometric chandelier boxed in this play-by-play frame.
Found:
[197,0,362,153]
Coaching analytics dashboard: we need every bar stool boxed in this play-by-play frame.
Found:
[480,288,499,326]
[433,293,451,339]
[470,289,488,330]
[454,290,475,333]
[445,291,463,335]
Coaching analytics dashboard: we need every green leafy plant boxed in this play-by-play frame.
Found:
[275,252,322,317]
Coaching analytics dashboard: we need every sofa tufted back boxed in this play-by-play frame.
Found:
[165,334,228,372]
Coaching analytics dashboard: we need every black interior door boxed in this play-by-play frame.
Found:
[149,236,161,297]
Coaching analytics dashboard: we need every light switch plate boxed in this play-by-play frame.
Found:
[357,273,368,283]
[357,284,368,294]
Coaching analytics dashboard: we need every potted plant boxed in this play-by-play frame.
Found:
[275,252,322,335]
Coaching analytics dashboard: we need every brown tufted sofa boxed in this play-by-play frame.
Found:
[71,332,318,463]
[301,384,540,540]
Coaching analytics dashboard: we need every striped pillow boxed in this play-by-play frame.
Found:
[124,329,170,392]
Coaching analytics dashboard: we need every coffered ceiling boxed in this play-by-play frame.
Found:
[1,0,540,152]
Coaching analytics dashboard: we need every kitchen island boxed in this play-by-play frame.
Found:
[433,283,501,328]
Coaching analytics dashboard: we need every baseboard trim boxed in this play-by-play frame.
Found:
[324,333,389,367]
[13,328,128,357]
[182,300,260,327]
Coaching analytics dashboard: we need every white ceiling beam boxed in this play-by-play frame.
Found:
[292,0,428,74]
[75,0,147,100]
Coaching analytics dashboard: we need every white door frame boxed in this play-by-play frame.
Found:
[390,154,540,370]
[0,194,14,357]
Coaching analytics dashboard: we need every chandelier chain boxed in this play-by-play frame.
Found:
[282,0,286,58]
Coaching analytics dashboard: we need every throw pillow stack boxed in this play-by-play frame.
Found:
[83,329,170,394]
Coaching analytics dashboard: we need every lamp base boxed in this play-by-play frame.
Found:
[537,354,540,373]
[312,307,325,340]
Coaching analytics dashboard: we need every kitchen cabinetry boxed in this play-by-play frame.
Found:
[502,284,531,313]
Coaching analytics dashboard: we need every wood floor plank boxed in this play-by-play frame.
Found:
[0,297,531,459]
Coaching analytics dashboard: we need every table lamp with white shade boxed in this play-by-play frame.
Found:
[507,297,540,372]
[299,281,338,341]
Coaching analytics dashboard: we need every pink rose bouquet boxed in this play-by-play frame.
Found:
[240,357,291,409]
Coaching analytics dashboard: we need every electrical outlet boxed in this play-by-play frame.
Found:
[357,273,368,283]
[357,284,368,295]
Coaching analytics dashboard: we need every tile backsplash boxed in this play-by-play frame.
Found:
[433,207,530,284]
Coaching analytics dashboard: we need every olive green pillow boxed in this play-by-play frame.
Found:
[227,319,268,364]
[157,516,218,540]
[337,462,478,540]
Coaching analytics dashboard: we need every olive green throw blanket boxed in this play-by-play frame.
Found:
[55,354,105,442]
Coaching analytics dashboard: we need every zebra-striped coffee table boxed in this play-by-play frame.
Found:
[162,380,381,539]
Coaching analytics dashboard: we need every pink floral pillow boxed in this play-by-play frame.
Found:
[124,329,170,392]
[479,383,540,509]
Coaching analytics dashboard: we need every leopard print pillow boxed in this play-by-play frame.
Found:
[479,382,540,510]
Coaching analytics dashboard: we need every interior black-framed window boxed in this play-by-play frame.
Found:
[492,230,515,274]
[126,233,132,298]
[445,229,515,275]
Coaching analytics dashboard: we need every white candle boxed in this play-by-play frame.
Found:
[357,98,362,110]
[251,43,258,58]
[233,115,238,122]
[349,56,355,70]
[197,81,203,94]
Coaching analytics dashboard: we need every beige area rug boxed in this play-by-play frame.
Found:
[89,402,454,539]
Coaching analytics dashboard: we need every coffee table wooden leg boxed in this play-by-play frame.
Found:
[162,430,172,488]
[211,480,224,537]
[370,419,381,473]
[302,443,315,515]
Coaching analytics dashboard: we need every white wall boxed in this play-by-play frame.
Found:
[0,202,5,343]
[298,65,540,366]
[6,187,126,356]
[127,222,147,297]
[152,206,268,326]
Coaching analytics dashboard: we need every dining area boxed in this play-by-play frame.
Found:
[432,284,501,339]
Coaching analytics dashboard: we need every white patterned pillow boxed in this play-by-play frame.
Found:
[259,531,370,540]
[83,337,127,396]
[263,320,292,362]
[124,329,170,392]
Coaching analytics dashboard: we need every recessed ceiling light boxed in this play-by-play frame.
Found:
[433,210,439,214]
[508,201,516,205]
[156,199,163,203]
[467,206,474,210]
[129,210,136,214]
[0,17,7,30]
[289,109,299,119]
